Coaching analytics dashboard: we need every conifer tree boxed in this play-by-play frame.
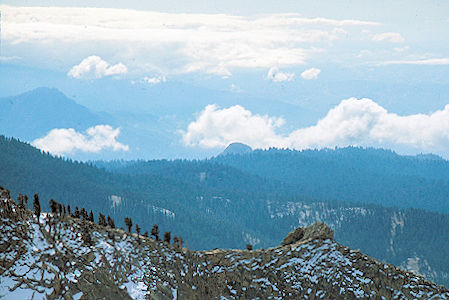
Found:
[33,194,41,222]
[163,231,171,243]
[124,217,133,233]
[143,231,149,238]
[136,224,141,236]
[57,203,62,216]
[74,206,80,218]
[151,224,159,241]
[49,199,57,214]
[24,195,28,209]
[17,194,24,209]
[67,205,71,215]
[98,213,107,226]
[81,208,86,220]
[89,210,94,222]
[107,216,115,228]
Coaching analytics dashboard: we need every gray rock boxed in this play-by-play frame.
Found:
[281,222,333,246]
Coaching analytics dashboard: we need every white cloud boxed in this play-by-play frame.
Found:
[32,125,129,155]
[267,67,295,82]
[182,99,449,155]
[300,68,321,80]
[143,75,166,84]
[181,104,285,149]
[372,32,405,43]
[1,5,378,76]
[378,58,449,65]
[0,55,21,62]
[393,46,409,52]
[68,56,128,79]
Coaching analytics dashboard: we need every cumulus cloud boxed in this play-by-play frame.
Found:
[68,56,128,79]
[181,104,285,149]
[267,67,295,82]
[143,75,166,84]
[372,32,405,43]
[300,68,321,80]
[1,5,378,76]
[182,99,449,155]
[32,125,129,155]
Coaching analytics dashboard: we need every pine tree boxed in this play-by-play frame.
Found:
[49,199,57,214]
[24,195,28,209]
[173,236,179,249]
[74,206,80,218]
[98,213,107,226]
[143,231,149,238]
[81,208,87,220]
[163,231,171,243]
[89,210,94,222]
[33,194,41,223]
[246,244,253,251]
[57,203,62,216]
[124,217,133,233]
[151,224,160,241]
[17,194,24,209]
[107,216,115,228]
[136,224,141,236]
[67,205,71,215]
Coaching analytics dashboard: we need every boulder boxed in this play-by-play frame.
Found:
[281,222,333,246]
[281,227,304,246]
[302,222,333,241]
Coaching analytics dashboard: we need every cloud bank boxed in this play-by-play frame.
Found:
[300,68,321,80]
[32,125,129,155]
[68,56,128,79]
[378,58,449,65]
[1,5,380,76]
[182,99,449,154]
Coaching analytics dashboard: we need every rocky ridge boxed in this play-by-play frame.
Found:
[1,187,448,299]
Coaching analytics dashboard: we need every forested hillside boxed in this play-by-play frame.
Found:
[213,147,449,212]
[1,135,449,286]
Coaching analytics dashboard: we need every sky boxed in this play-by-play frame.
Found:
[1,1,449,159]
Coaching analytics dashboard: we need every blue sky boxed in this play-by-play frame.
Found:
[1,1,449,159]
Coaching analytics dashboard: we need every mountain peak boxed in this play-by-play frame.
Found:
[221,142,252,156]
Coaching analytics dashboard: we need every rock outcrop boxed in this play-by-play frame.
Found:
[281,222,334,246]
[1,187,448,299]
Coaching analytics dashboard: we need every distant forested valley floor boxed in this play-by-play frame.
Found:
[1,135,449,287]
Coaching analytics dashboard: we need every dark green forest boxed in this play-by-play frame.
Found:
[213,147,449,212]
[1,135,449,287]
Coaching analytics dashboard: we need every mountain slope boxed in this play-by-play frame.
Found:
[0,87,108,140]
[1,193,448,299]
[2,136,449,287]
[213,147,449,212]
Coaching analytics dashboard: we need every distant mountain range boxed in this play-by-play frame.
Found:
[0,87,200,160]
[0,87,107,141]
[1,135,449,286]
